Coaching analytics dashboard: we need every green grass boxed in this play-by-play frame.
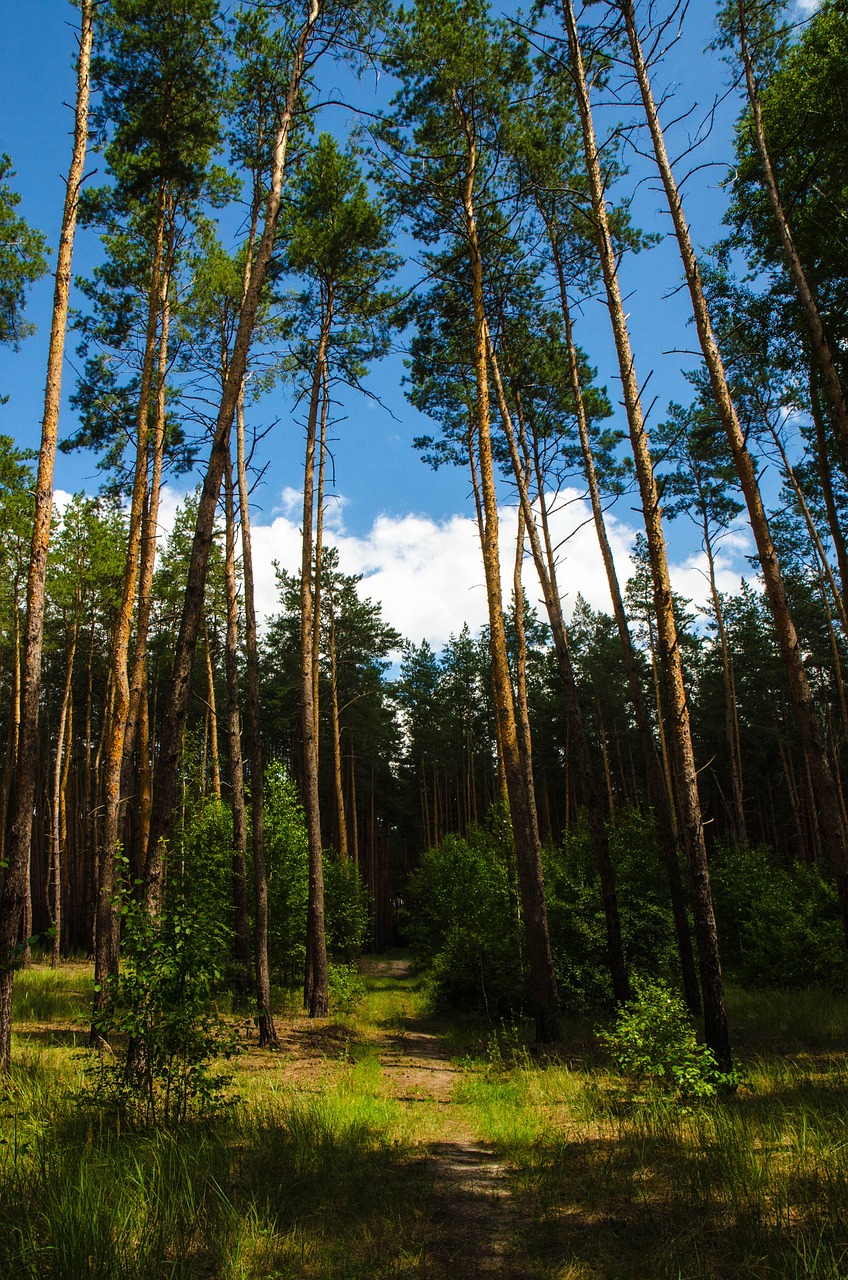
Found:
[4,963,848,1277]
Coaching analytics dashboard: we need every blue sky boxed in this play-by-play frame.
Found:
[1,0,806,645]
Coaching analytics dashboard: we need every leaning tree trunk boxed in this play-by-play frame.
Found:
[563,0,729,1069]
[544,245,700,1012]
[144,0,324,907]
[92,183,167,1041]
[455,90,559,1042]
[619,0,848,954]
[736,0,848,471]
[488,331,630,1005]
[0,0,94,1069]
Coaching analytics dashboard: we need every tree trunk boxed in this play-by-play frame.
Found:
[144,0,324,909]
[564,0,729,1066]
[301,307,332,1019]
[329,600,349,859]
[93,182,167,1041]
[545,241,700,1011]
[50,623,78,967]
[454,89,559,1041]
[236,392,279,1047]
[620,0,848,957]
[0,0,94,1067]
[736,0,848,469]
[488,331,629,1005]
[223,450,252,1000]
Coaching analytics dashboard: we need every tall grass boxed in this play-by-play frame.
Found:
[5,964,848,1278]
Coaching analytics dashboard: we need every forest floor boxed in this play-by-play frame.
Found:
[4,955,848,1278]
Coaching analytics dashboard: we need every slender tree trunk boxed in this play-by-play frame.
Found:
[512,507,541,847]
[301,308,332,1019]
[620,0,848,955]
[701,516,747,846]
[122,260,171,858]
[93,183,167,1040]
[563,0,728,1066]
[50,623,78,967]
[454,91,559,1041]
[810,368,848,614]
[203,620,222,799]
[236,393,278,1047]
[145,0,324,904]
[222,451,252,1000]
[329,600,349,859]
[545,246,700,1010]
[488,332,629,1004]
[0,0,94,1067]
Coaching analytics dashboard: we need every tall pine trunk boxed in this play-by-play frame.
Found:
[563,0,729,1068]
[0,0,94,1067]
[619,0,848,954]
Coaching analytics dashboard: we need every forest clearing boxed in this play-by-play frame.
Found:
[4,953,848,1278]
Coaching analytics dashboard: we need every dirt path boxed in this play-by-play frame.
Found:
[358,955,530,1278]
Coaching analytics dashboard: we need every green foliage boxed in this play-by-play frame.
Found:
[598,978,724,1101]
[265,761,310,981]
[324,856,370,962]
[711,842,846,989]
[407,806,527,1017]
[87,805,238,1127]
[0,155,47,353]
[408,805,685,1020]
[546,809,682,1014]
[327,962,367,1013]
[265,763,369,982]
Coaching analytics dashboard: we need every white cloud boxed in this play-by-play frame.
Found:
[153,483,757,651]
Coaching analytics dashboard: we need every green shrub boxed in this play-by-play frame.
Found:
[407,806,527,1017]
[711,842,845,989]
[328,961,367,1012]
[265,762,309,982]
[324,856,370,961]
[87,836,238,1128]
[598,977,723,1101]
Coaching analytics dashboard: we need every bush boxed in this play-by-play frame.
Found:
[87,832,238,1128]
[407,805,528,1017]
[598,977,723,1101]
[328,961,367,1012]
[710,842,845,989]
[265,761,370,983]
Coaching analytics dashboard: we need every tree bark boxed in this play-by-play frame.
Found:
[454,89,559,1041]
[144,0,324,909]
[301,308,332,1019]
[564,0,729,1066]
[0,0,94,1067]
[736,0,848,470]
[619,0,848,957]
[222,450,253,1000]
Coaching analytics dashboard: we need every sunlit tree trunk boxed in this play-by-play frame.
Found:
[145,0,324,911]
[455,91,559,1041]
[563,0,729,1066]
[619,0,848,957]
[1,0,94,1067]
